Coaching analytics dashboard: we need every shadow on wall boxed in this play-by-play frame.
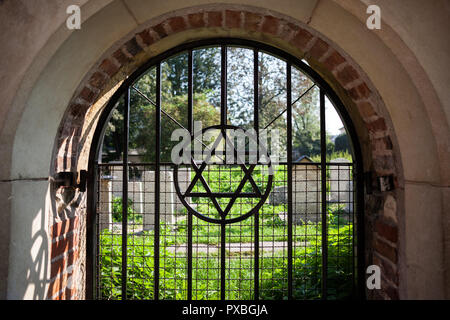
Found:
[8,181,50,299]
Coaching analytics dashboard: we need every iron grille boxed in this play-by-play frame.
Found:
[87,39,364,300]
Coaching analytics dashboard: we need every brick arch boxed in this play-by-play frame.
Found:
[50,6,400,300]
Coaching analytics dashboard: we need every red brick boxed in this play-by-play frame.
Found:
[357,101,377,119]
[373,254,399,285]
[279,22,298,40]
[48,272,72,298]
[384,284,399,300]
[124,37,143,56]
[51,216,80,238]
[225,10,241,29]
[373,155,395,174]
[206,11,222,28]
[244,11,262,32]
[50,249,79,279]
[372,136,393,153]
[167,16,187,33]
[308,38,329,61]
[336,65,360,86]
[348,82,371,100]
[88,72,108,90]
[152,22,168,39]
[99,58,119,77]
[374,237,397,263]
[322,50,346,71]
[112,48,130,65]
[79,87,97,104]
[188,12,205,28]
[367,118,387,132]
[51,233,79,258]
[137,29,156,47]
[375,219,398,243]
[289,28,314,51]
[261,15,279,35]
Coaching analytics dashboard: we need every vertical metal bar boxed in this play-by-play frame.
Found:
[221,45,227,127]
[286,62,293,300]
[253,48,260,300]
[221,222,226,300]
[121,88,130,300]
[220,45,227,300]
[320,89,328,300]
[154,64,161,300]
[187,49,193,300]
[356,163,365,299]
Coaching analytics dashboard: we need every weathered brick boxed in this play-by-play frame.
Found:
[308,38,329,61]
[152,22,168,39]
[367,118,387,132]
[137,29,156,47]
[99,58,119,77]
[348,82,371,100]
[188,12,205,28]
[51,233,79,258]
[51,216,80,238]
[373,254,399,285]
[289,28,314,51]
[244,11,262,32]
[261,15,279,35]
[336,65,360,86]
[322,50,346,71]
[88,72,108,90]
[124,37,143,56]
[373,155,395,174]
[374,237,397,263]
[167,16,187,33]
[225,10,241,29]
[50,249,79,279]
[206,11,222,28]
[48,272,72,298]
[375,219,398,243]
[357,101,377,119]
[372,136,393,153]
[79,87,97,104]
[383,281,399,300]
[112,48,130,65]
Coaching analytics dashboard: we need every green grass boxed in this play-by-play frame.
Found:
[98,208,353,300]
[99,164,355,300]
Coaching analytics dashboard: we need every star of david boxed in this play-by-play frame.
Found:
[173,125,273,224]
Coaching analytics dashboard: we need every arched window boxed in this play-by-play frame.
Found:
[88,39,364,300]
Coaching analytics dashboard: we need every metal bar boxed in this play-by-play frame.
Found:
[253,48,260,300]
[221,222,226,300]
[221,45,227,127]
[121,88,130,300]
[320,88,328,300]
[154,64,161,300]
[186,191,261,198]
[220,44,227,301]
[262,84,316,131]
[286,62,293,300]
[187,49,193,300]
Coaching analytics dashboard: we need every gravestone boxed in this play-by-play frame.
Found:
[142,170,175,230]
[175,167,191,213]
[98,177,112,232]
[329,158,353,213]
[269,186,287,205]
[292,157,321,223]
